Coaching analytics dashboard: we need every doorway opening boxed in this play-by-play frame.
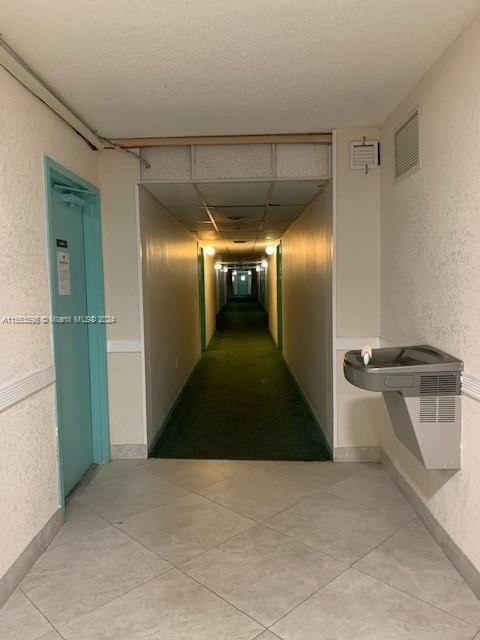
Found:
[44,157,109,504]
[151,290,330,460]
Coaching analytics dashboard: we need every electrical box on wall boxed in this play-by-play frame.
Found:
[349,139,379,171]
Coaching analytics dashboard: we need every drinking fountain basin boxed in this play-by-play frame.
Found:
[343,345,463,469]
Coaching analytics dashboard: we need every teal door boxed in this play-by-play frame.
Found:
[50,187,93,495]
[236,274,249,296]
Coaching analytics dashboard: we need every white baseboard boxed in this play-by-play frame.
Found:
[110,444,148,459]
[334,445,380,462]
[107,340,142,353]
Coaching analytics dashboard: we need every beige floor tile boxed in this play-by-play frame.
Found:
[265,491,406,563]
[183,524,347,626]
[271,569,477,640]
[59,570,264,640]
[37,632,63,639]
[199,467,318,521]
[119,492,255,565]
[49,500,109,548]
[75,461,188,523]
[354,519,480,626]
[0,589,53,640]
[255,633,282,639]
[128,458,249,490]
[327,465,415,522]
[21,526,172,627]
[247,461,367,489]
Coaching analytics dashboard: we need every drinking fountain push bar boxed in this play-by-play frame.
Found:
[343,345,463,469]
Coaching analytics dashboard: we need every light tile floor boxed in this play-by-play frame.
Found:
[2,459,480,639]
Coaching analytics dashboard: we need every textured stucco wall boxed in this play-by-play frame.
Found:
[97,151,144,446]
[334,127,384,449]
[380,13,480,570]
[282,181,334,446]
[138,186,200,447]
[0,68,98,578]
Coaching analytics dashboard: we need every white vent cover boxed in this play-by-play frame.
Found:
[395,110,420,181]
[349,139,379,171]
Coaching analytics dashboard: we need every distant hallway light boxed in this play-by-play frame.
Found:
[214,262,222,270]
[261,260,268,269]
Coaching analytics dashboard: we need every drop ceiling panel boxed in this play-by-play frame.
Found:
[140,147,192,181]
[270,181,325,205]
[276,144,330,178]
[197,182,271,206]
[144,183,203,207]
[217,224,260,235]
[168,207,211,223]
[194,144,273,180]
[265,205,304,220]
[210,206,265,221]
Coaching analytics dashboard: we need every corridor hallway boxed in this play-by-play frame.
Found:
[151,297,330,461]
[5,458,480,639]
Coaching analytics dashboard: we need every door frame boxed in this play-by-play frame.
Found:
[197,246,206,351]
[276,242,283,350]
[44,157,110,505]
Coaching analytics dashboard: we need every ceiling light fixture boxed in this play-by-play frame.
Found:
[261,260,268,269]
[265,245,275,256]
[256,266,261,272]
[241,275,246,281]
[223,266,228,273]
[214,262,222,270]
[205,246,216,256]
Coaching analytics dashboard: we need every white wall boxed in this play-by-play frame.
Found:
[380,13,480,573]
[203,252,217,346]
[0,68,98,579]
[282,181,334,446]
[334,127,386,455]
[138,186,200,447]
[98,151,145,449]
[267,253,278,346]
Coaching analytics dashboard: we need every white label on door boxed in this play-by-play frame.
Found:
[57,250,71,296]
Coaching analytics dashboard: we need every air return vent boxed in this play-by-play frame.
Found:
[395,110,419,181]
[349,139,379,171]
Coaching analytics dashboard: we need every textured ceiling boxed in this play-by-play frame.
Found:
[143,180,325,260]
[1,0,479,137]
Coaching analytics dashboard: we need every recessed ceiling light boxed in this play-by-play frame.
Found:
[205,246,216,256]
[265,245,275,255]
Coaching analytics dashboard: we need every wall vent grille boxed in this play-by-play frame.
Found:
[420,374,457,395]
[419,375,457,423]
[350,140,379,171]
[420,397,437,423]
[395,110,419,181]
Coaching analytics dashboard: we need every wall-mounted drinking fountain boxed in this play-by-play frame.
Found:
[344,345,463,469]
